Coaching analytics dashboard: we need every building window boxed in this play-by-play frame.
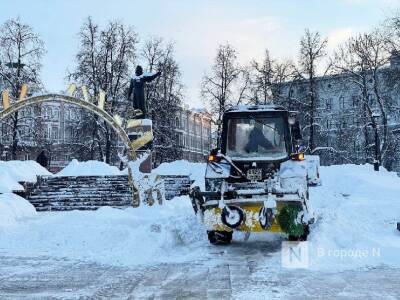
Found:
[352,95,359,107]
[326,98,332,110]
[46,125,51,139]
[52,126,59,140]
[339,96,345,109]
[289,89,294,99]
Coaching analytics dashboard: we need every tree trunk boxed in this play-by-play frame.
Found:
[11,112,19,159]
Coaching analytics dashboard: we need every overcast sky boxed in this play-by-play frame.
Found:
[1,0,399,108]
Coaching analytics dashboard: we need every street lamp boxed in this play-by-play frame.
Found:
[371,112,380,172]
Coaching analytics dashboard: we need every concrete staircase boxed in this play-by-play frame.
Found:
[159,175,193,200]
[26,175,133,211]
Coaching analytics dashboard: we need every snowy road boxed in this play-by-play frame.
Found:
[1,250,399,299]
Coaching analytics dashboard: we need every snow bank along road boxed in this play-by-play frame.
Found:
[0,163,399,298]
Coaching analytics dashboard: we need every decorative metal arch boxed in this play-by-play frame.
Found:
[0,89,158,207]
[0,93,135,154]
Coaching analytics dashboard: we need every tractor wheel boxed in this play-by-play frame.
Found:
[207,230,233,245]
[221,206,244,229]
[288,225,310,241]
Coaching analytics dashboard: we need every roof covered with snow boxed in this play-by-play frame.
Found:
[226,104,287,113]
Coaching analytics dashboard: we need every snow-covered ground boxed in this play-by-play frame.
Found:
[307,164,400,270]
[0,160,50,193]
[56,159,123,176]
[1,160,400,298]
[0,197,206,266]
[0,193,36,229]
[153,159,206,188]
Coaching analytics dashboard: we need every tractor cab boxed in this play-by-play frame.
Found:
[207,105,303,184]
[218,106,301,180]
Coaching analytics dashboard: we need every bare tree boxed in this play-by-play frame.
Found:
[250,49,295,106]
[0,17,45,159]
[141,38,183,164]
[201,44,243,143]
[249,50,275,104]
[332,32,391,168]
[69,17,138,163]
[296,29,328,153]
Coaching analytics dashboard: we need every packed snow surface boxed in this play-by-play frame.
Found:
[0,160,51,193]
[0,193,36,229]
[56,159,123,176]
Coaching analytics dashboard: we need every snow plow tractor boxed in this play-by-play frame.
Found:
[190,105,314,245]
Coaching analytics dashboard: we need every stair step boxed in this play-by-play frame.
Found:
[26,174,135,211]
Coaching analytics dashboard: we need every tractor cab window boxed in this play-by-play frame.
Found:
[226,117,288,160]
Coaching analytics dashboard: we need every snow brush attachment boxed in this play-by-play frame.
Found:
[221,206,245,229]
[277,204,309,240]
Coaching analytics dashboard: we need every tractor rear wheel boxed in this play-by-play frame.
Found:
[207,230,233,245]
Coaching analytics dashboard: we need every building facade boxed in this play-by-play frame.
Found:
[275,53,400,171]
[0,101,87,172]
[174,108,213,162]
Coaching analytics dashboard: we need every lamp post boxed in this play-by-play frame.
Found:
[372,112,380,171]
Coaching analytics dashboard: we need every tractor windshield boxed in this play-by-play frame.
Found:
[226,116,289,160]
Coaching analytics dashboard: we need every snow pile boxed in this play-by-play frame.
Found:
[0,160,51,193]
[0,193,37,229]
[153,160,206,189]
[56,159,123,176]
[307,164,400,270]
[0,197,206,266]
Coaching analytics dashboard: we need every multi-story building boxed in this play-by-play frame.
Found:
[0,101,86,172]
[174,107,213,162]
[275,52,400,171]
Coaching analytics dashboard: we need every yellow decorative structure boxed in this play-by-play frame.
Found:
[81,86,90,102]
[130,131,153,151]
[0,84,155,207]
[67,83,77,96]
[19,84,28,102]
[98,90,105,110]
[126,119,143,129]
[113,115,123,127]
[2,90,10,110]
